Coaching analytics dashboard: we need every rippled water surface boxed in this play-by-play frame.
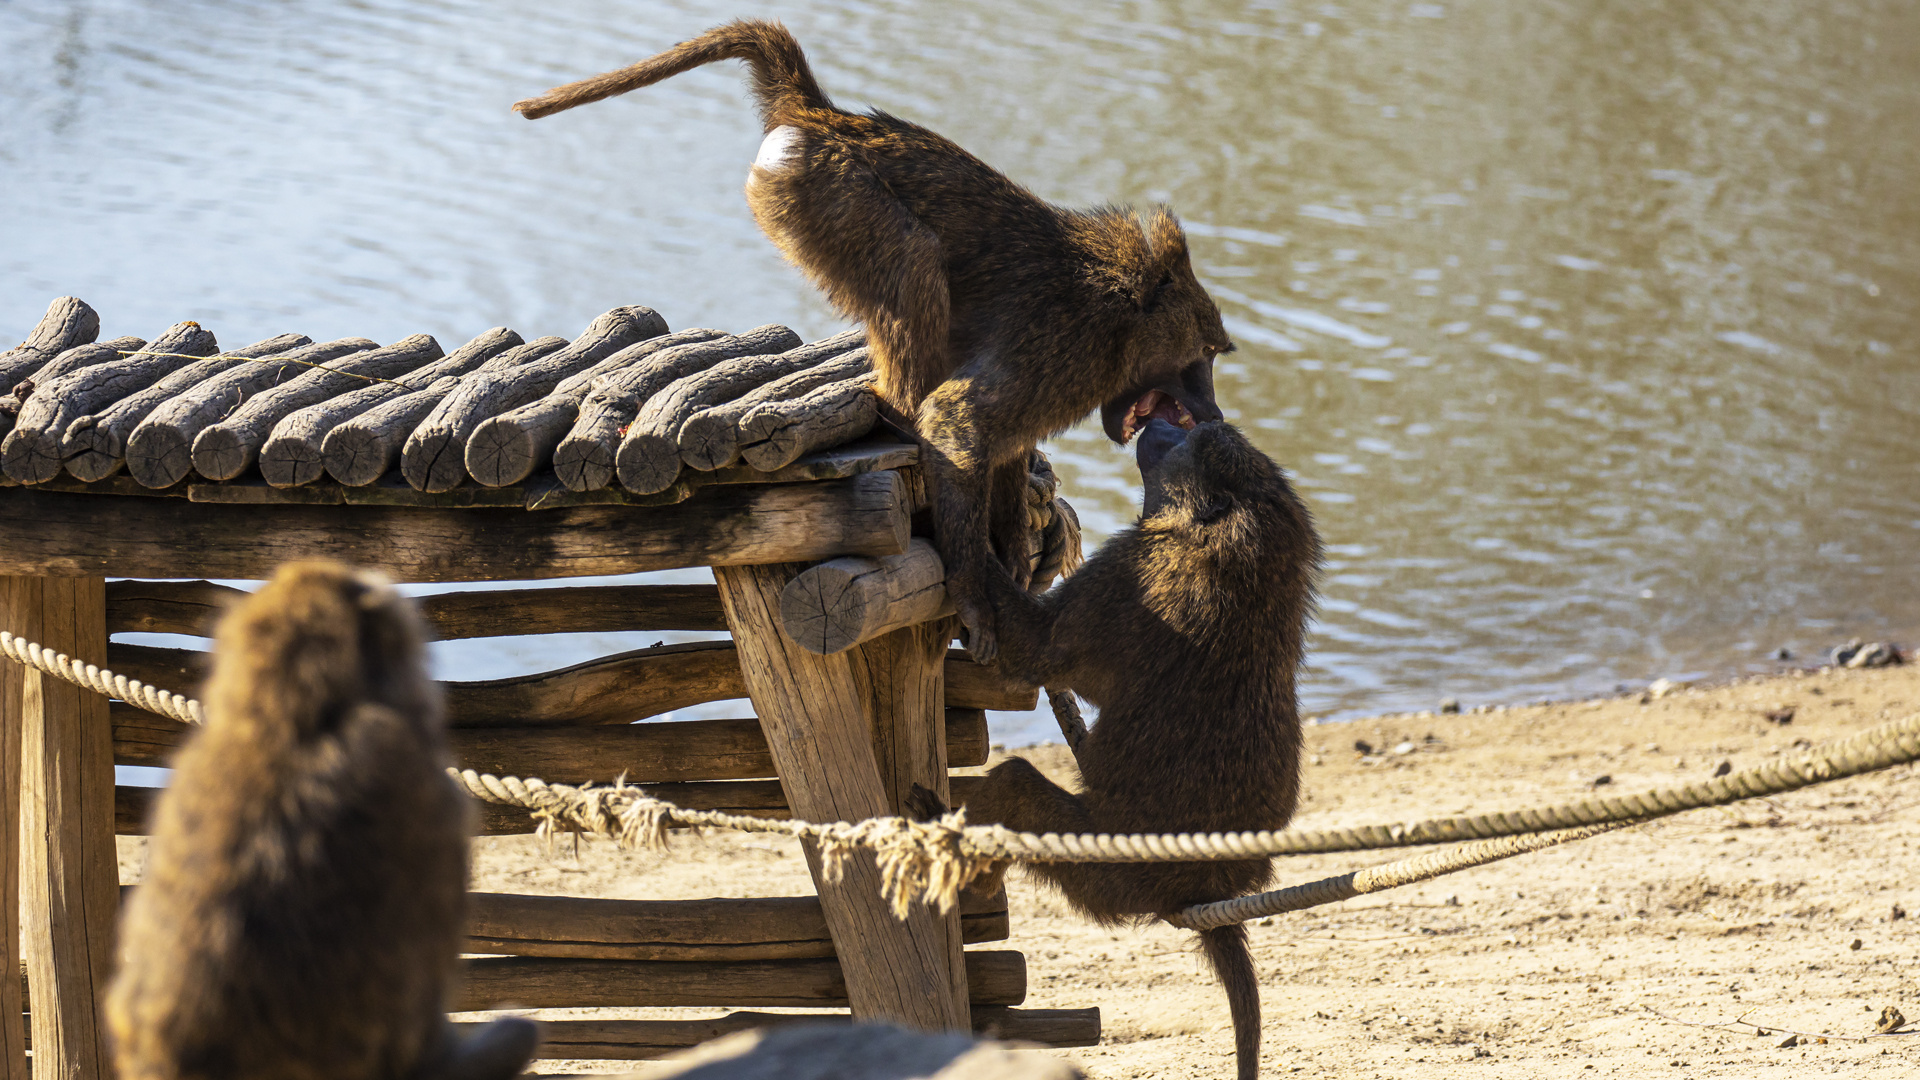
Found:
[6,0,1917,742]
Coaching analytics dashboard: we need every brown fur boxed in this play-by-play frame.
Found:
[513,19,1233,661]
[923,420,1319,1080]
[106,562,536,1080]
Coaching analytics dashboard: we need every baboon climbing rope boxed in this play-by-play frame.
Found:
[5,627,1917,929]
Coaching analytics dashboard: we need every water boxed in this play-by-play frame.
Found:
[5,0,1917,745]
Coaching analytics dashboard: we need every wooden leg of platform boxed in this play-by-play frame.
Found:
[0,580,31,1080]
[848,617,970,1023]
[716,565,968,1032]
[4,575,116,1080]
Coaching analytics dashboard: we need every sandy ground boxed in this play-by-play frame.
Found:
[119,661,1919,1077]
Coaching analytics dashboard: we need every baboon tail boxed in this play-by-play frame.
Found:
[514,18,833,126]
[1199,923,1261,1080]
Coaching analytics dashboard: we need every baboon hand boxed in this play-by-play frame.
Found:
[957,599,999,666]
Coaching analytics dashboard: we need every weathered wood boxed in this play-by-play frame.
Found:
[464,889,1007,962]
[556,327,800,492]
[61,335,315,482]
[2,322,219,484]
[121,338,376,488]
[322,374,461,486]
[473,1008,1097,1061]
[1,338,147,424]
[6,576,116,1080]
[0,582,28,1080]
[781,539,952,655]
[739,374,881,472]
[618,330,857,493]
[681,344,872,471]
[945,650,1039,711]
[403,309,664,492]
[116,775,990,835]
[256,338,467,488]
[104,579,730,638]
[851,615,971,1021]
[0,297,99,398]
[191,334,450,481]
[454,951,1023,1012]
[717,562,969,1031]
[465,328,728,488]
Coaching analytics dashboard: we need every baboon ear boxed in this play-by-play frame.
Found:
[1143,207,1191,268]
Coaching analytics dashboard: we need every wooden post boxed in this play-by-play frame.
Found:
[6,575,117,1080]
[848,616,971,1023]
[0,581,30,1080]
[715,564,968,1032]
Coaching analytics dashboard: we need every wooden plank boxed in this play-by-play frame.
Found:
[0,581,29,1080]
[464,889,1007,961]
[103,638,1002,730]
[8,576,115,1080]
[104,579,730,638]
[110,704,989,778]
[453,950,1023,1012]
[451,1007,1096,1060]
[716,563,969,1031]
[944,650,1040,711]
[850,617,970,1021]
[114,775,990,836]
[0,471,911,581]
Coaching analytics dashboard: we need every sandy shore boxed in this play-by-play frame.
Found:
[454,659,1920,1078]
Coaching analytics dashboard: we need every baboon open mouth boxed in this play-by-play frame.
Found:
[1117,389,1197,444]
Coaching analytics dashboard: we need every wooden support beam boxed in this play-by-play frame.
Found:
[4,576,115,1080]
[0,471,911,581]
[449,1007,1097,1060]
[453,950,1023,1012]
[463,889,1007,961]
[944,650,1041,711]
[0,582,29,1080]
[716,563,970,1032]
[112,704,991,780]
[115,776,989,836]
[780,539,952,655]
[104,579,732,639]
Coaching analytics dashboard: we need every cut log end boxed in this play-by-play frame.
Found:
[401,428,466,492]
[778,540,952,655]
[554,435,616,492]
[321,425,386,487]
[189,425,252,482]
[259,436,326,488]
[125,426,194,490]
[677,411,738,472]
[615,430,683,494]
[0,428,62,484]
[464,417,537,488]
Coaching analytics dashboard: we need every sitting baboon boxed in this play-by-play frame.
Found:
[915,419,1320,1080]
[107,562,537,1080]
[513,19,1231,662]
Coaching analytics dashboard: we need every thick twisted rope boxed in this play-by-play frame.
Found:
[6,630,1917,925]
[0,630,203,724]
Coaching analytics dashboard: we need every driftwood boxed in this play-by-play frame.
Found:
[453,951,1024,1011]
[780,539,952,655]
[680,344,872,471]
[476,1010,1096,1063]
[121,338,375,488]
[1,322,219,484]
[190,334,447,481]
[556,326,801,492]
[402,308,665,492]
[0,297,99,398]
[465,328,728,488]
[462,890,1007,963]
[740,374,880,472]
[104,579,730,638]
[0,471,911,581]
[61,334,314,482]
[618,330,863,493]
[1,337,146,426]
